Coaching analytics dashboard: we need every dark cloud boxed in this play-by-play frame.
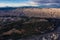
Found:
[31,0,60,8]
[33,0,60,3]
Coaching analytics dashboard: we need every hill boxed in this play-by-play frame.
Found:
[0,7,60,18]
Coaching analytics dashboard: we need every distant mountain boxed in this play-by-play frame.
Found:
[0,6,41,10]
[0,7,60,18]
[0,7,16,10]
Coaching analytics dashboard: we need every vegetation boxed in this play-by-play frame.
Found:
[0,17,56,39]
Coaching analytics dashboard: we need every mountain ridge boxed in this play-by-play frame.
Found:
[0,7,60,18]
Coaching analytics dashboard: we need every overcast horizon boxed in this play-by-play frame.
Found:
[0,0,60,8]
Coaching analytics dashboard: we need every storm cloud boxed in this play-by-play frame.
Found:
[30,0,60,8]
[32,0,60,3]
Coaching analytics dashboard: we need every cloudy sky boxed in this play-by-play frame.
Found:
[0,0,60,8]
